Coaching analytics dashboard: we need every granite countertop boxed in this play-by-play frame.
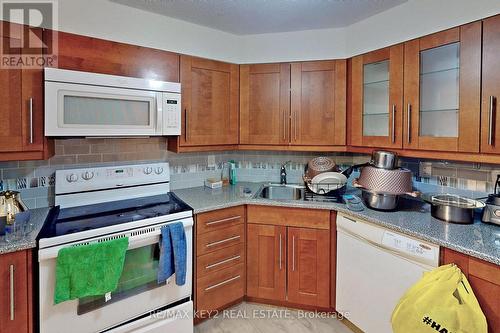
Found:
[174,182,500,266]
[0,207,50,255]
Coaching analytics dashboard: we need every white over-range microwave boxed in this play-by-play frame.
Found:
[44,68,181,137]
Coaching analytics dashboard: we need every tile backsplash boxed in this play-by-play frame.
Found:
[0,138,498,208]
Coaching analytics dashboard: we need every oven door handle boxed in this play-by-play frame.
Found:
[38,218,193,261]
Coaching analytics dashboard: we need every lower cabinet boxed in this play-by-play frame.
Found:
[246,206,331,308]
[0,250,32,333]
[442,248,500,333]
[194,206,246,318]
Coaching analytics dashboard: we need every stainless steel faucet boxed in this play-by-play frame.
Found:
[280,161,291,185]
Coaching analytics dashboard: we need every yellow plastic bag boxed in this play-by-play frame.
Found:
[391,264,487,333]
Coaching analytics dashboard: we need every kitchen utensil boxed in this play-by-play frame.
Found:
[371,150,397,169]
[357,166,413,194]
[422,193,485,224]
[0,191,27,224]
[481,174,500,225]
[306,157,337,178]
[361,189,399,211]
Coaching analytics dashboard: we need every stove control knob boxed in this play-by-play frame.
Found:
[143,167,153,175]
[82,171,94,180]
[155,167,164,175]
[66,173,78,183]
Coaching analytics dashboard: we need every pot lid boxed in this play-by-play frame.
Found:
[422,193,485,209]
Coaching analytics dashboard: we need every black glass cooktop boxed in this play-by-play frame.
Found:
[39,193,191,239]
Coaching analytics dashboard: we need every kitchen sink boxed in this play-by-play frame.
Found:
[255,183,305,201]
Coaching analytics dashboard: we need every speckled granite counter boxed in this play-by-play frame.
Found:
[0,207,50,255]
[174,182,500,266]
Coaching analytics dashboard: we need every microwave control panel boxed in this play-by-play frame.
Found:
[163,92,181,136]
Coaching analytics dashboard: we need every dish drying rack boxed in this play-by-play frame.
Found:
[302,174,345,202]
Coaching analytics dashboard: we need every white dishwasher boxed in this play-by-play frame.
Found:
[335,213,439,333]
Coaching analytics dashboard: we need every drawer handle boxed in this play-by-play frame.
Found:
[29,97,34,144]
[279,233,283,270]
[205,215,241,226]
[391,104,396,143]
[292,236,296,271]
[206,235,241,248]
[205,255,241,269]
[10,264,14,321]
[205,275,241,291]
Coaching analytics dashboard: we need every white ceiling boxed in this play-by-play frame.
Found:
[110,0,408,35]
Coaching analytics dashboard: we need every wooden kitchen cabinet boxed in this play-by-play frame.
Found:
[480,15,500,154]
[0,22,52,161]
[240,63,290,145]
[0,250,32,333]
[171,55,239,150]
[246,223,287,301]
[194,206,245,318]
[350,45,404,148]
[403,23,481,152]
[441,248,500,332]
[287,227,330,307]
[246,205,330,308]
[291,60,346,146]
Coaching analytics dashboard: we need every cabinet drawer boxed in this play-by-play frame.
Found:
[197,243,245,278]
[196,206,245,235]
[196,263,244,312]
[197,224,244,256]
[247,205,330,229]
[469,257,500,285]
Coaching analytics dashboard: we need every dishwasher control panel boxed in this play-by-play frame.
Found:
[382,231,435,261]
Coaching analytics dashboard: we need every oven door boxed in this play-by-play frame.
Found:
[45,81,163,137]
[38,218,193,333]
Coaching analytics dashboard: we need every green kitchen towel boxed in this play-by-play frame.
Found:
[54,237,129,304]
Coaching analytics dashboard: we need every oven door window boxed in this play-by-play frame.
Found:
[77,243,161,315]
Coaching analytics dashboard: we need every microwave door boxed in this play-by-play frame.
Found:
[45,82,161,137]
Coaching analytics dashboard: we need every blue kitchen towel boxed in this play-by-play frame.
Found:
[157,226,174,284]
[169,222,187,286]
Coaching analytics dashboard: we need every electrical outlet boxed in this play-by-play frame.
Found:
[207,155,215,168]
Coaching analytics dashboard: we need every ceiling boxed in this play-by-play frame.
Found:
[110,0,408,35]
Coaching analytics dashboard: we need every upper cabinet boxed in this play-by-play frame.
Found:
[403,23,482,152]
[0,21,52,161]
[291,60,346,146]
[170,55,239,151]
[481,15,500,154]
[240,60,346,149]
[350,45,404,148]
[240,63,290,145]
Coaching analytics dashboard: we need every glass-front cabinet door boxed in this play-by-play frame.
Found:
[403,23,481,152]
[351,45,403,148]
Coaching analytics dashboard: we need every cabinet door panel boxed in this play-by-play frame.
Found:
[291,60,345,146]
[0,28,23,152]
[403,23,481,152]
[246,224,286,301]
[351,45,403,148]
[0,251,29,333]
[481,15,500,153]
[181,56,239,146]
[287,227,330,307]
[240,63,290,144]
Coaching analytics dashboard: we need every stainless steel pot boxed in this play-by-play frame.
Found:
[361,189,399,211]
[422,193,485,224]
[371,150,397,169]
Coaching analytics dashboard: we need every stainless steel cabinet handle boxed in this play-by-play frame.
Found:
[283,111,286,141]
[184,108,188,142]
[206,235,240,248]
[391,105,396,143]
[488,96,495,146]
[279,233,282,270]
[204,275,240,291]
[205,255,241,269]
[29,97,33,144]
[407,104,411,143]
[10,264,14,321]
[292,235,296,271]
[205,216,241,226]
[294,112,298,141]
